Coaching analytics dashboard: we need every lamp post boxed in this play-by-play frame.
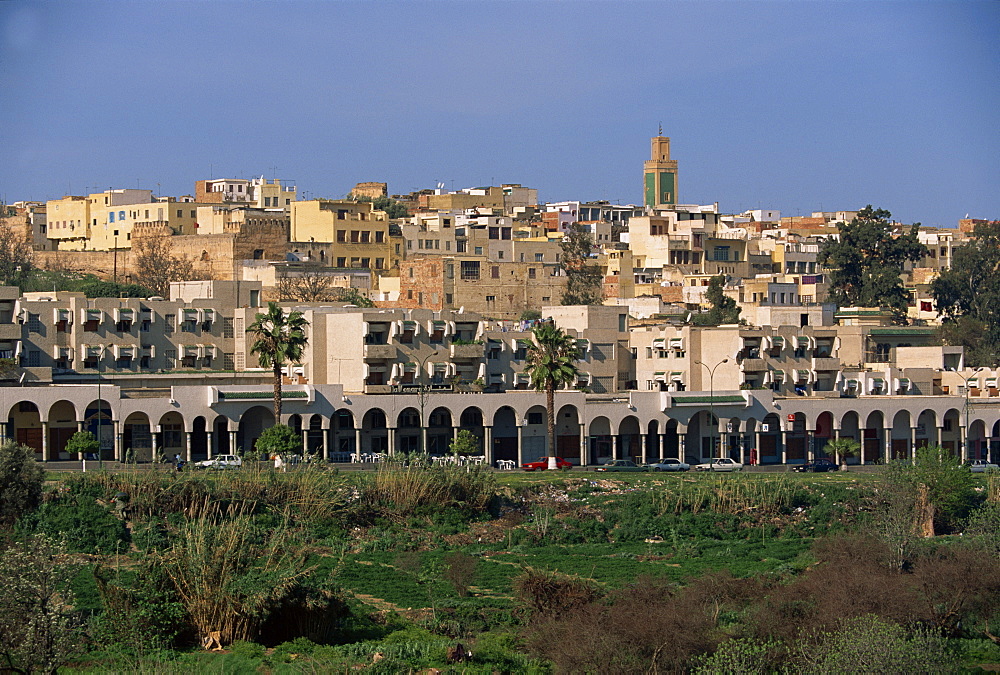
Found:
[416,349,440,454]
[695,358,729,467]
[960,367,984,461]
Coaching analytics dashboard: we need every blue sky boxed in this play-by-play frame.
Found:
[1,1,997,227]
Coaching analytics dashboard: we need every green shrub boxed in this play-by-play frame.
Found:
[0,439,43,528]
[18,493,129,554]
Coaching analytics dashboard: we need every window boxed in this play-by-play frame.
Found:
[336,230,346,243]
[535,253,544,262]
[527,412,544,425]
[375,231,384,243]
[249,290,261,307]
[460,261,480,280]
[361,230,371,243]
[528,268,536,279]
[253,249,264,260]
[375,258,384,269]
[713,246,730,261]
[351,231,360,243]
[26,313,41,333]
[445,293,453,304]
[337,210,347,220]
[26,350,40,367]
[474,246,483,255]
[497,250,504,259]
[337,257,346,267]
[486,295,496,303]
[492,266,500,279]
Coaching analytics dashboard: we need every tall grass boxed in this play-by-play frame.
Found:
[356,461,497,518]
[655,474,800,517]
[155,498,315,646]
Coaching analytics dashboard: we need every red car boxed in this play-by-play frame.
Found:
[521,457,573,471]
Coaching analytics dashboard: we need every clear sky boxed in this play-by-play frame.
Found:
[1,1,997,227]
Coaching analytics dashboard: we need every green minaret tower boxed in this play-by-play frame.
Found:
[643,129,678,208]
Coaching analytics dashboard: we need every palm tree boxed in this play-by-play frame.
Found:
[525,320,581,458]
[247,302,309,420]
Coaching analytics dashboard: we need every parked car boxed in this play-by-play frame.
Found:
[644,458,691,472]
[595,459,646,472]
[793,458,839,473]
[693,457,744,472]
[522,457,573,471]
[969,459,999,473]
[194,454,243,470]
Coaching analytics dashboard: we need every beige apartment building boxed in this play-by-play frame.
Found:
[290,200,393,271]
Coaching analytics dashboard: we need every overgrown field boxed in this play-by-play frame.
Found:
[3,446,1000,673]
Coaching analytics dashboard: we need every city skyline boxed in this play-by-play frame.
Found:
[1,1,997,227]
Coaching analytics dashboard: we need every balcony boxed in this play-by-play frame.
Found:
[364,344,396,360]
[450,342,484,360]
[812,357,841,371]
[739,358,767,372]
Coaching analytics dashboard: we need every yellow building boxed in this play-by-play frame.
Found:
[290,200,393,271]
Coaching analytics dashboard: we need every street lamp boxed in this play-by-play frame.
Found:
[960,366,985,461]
[416,349,440,454]
[695,358,729,467]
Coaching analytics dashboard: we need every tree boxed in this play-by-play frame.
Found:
[347,194,409,219]
[0,205,33,288]
[255,424,304,458]
[334,287,374,307]
[704,274,741,325]
[0,439,43,529]
[64,431,99,461]
[131,230,196,297]
[0,536,85,673]
[817,206,927,321]
[824,436,860,466]
[247,302,309,419]
[884,445,976,537]
[559,223,602,305]
[277,264,339,302]
[525,321,580,457]
[449,429,480,457]
[930,220,1000,366]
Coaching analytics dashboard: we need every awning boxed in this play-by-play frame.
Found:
[670,371,684,381]
[652,338,665,348]
[796,336,809,345]
[771,336,785,346]
[986,378,998,388]
[654,371,667,381]
[771,369,785,381]
[796,369,810,383]
[669,337,684,349]
[968,378,980,388]
[897,378,911,391]
[515,372,530,381]
[845,379,858,388]
[576,338,589,351]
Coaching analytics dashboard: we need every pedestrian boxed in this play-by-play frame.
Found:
[174,453,183,472]
[274,453,284,472]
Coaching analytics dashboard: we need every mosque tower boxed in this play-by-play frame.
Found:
[643,127,678,208]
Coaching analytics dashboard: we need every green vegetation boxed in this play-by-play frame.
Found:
[704,273,741,325]
[818,205,927,321]
[3,466,999,672]
[525,321,581,455]
[0,439,43,528]
[246,301,309,418]
[558,222,602,305]
[931,219,1000,366]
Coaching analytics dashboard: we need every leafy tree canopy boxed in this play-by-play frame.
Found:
[930,220,1000,366]
[347,194,409,219]
[817,206,926,321]
[704,275,741,325]
[255,424,303,457]
[559,223,602,306]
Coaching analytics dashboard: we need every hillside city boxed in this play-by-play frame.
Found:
[0,133,996,469]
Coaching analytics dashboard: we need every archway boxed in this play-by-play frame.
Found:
[85,400,115,460]
[916,409,937,449]
[331,409,356,460]
[307,414,325,457]
[941,409,962,455]
[589,416,612,464]
[213,416,232,455]
[863,411,885,463]
[814,412,834,459]
[662,418,680,461]
[361,408,388,454]
[556,405,581,462]
[759,413,782,464]
[123,411,153,462]
[786,413,808,463]
[890,410,912,461]
[839,411,861,465]
[969,419,988,460]
[492,406,518,463]
[459,407,485,452]
[10,401,42,458]
[646,419,660,463]
[619,416,642,463]
[47,400,79,460]
[396,407,420,453]
[522,405,547,462]
[237,406,274,458]
[191,416,208,461]
[428,407,453,454]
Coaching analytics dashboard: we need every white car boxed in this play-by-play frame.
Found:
[693,457,744,472]
[644,458,691,472]
[969,459,999,473]
[194,454,243,470]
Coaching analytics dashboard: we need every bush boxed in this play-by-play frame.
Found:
[18,493,129,554]
[255,423,303,458]
[0,439,43,528]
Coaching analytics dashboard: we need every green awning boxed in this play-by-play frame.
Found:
[771,369,785,380]
[796,336,809,345]
[670,371,683,380]
[652,338,665,348]
[771,336,785,345]
[968,378,979,388]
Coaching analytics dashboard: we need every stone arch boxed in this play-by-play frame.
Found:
[123,411,153,462]
[458,406,485,454]
[786,412,808,463]
[968,418,988,460]
[815,412,834,459]
[759,413,782,464]
[556,404,581,463]
[863,410,886,463]
[646,418,660,463]
[588,416,613,465]
[331,408,356,460]
[306,414,325,456]
[916,409,938,449]
[428,407,453,454]
[213,415,233,455]
[663,417,681,461]
[941,408,962,455]
[361,408,388,455]
[522,404,547,462]
[85,399,115,460]
[46,399,79,460]
[491,406,518,463]
[839,411,861,465]
[236,406,273,458]
[396,407,421,453]
[890,410,912,461]
[189,416,209,461]
[618,415,642,463]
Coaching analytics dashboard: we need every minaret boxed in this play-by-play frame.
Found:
[643,126,678,208]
